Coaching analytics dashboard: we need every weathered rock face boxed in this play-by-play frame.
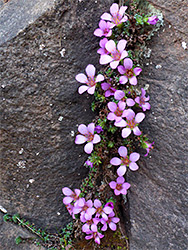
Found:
[128,0,188,249]
[0,0,113,247]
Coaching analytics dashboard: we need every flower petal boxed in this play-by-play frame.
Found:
[117,39,127,52]
[118,146,127,157]
[110,60,120,69]
[86,64,95,78]
[118,100,126,110]
[117,165,127,176]
[99,19,107,30]
[63,197,73,205]
[96,74,104,82]
[129,76,137,85]
[110,157,121,166]
[133,126,142,136]
[108,102,117,112]
[87,123,95,134]
[119,6,128,17]
[100,55,113,65]
[94,199,102,208]
[101,12,112,21]
[78,124,88,135]
[112,217,120,223]
[101,223,108,231]
[78,85,89,94]
[110,3,119,16]
[125,109,135,120]
[114,189,121,195]
[119,75,128,84]
[94,28,104,37]
[84,142,93,154]
[109,222,117,231]
[93,134,101,144]
[101,82,110,90]
[129,152,140,162]
[114,119,127,127]
[109,181,116,189]
[114,90,125,100]
[123,58,133,69]
[122,128,131,138]
[62,187,73,196]
[135,112,145,123]
[117,176,125,184]
[123,182,131,189]
[103,206,113,214]
[105,40,116,53]
[75,135,87,144]
[118,65,126,75]
[76,73,88,83]
[126,98,135,107]
[134,67,142,76]
[87,86,95,95]
[129,162,139,171]
[120,50,128,60]
[107,112,115,121]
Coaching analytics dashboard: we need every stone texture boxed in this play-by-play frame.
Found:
[128,0,188,249]
[0,0,113,246]
[0,0,55,45]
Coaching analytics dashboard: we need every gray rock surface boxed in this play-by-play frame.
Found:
[0,0,55,45]
[0,0,113,248]
[128,0,188,249]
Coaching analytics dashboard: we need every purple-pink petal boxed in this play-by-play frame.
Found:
[63,196,73,205]
[108,102,117,112]
[112,217,120,223]
[105,40,116,53]
[133,126,142,136]
[126,98,135,107]
[100,54,113,64]
[117,165,127,176]
[110,60,120,69]
[94,28,104,37]
[122,128,131,138]
[119,75,128,84]
[101,12,112,21]
[87,123,95,134]
[129,162,139,171]
[120,50,128,60]
[78,85,89,94]
[123,182,131,190]
[119,6,128,16]
[103,206,113,214]
[109,222,117,231]
[96,74,104,82]
[84,142,93,154]
[109,181,116,189]
[94,199,102,208]
[117,39,127,52]
[75,135,87,144]
[129,76,137,85]
[133,67,142,76]
[123,58,133,69]
[114,189,121,196]
[78,124,88,135]
[118,146,127,157]
[129,152,140,162]
[101,223,108,231]
[114,119,127,127]
[75,73,88,83]
[93,134,101,144]
[117,176,125,184]
[110,157,121,166]
[135,112,145,123]
[62,187,73,196]
[114,90,125,100]
[118,65,126,75]
[118,100,126,110]
[110,3,119,15]
[107,112,115,121]
[86,64,95,78]
[87,86,96,95]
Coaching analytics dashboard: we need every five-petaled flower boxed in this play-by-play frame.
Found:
[94,20,112,37]
[62,187,82,206]
[122,109,145,138]
[109,176,130,195]
[100,39,128,69]
[101,211,120,231]
[135,88,150,111]
[75,123,101,154]
[76,64,104,95]
[110,146,140,176]
[107,101,127,127]
[118,58,142,85]
[101,3,128,28]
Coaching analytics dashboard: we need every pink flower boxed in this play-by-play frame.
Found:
[73,198,96,220]
[85,227,104,244]
[101,3,128,28]
[101,82,116,97]
[110,146,140,176]
[109,176,130,196]
[144,141,154,157]
[94,199,113,220]
[85,160,93,168]
[82,217,100,233]
[94,20,112,37]
[97,38,109,55]
[65,204,75,219]
[94,125,103,134]
[118,58,142,85]
[100,39,128,69]
[147,16,159,25]
[101,211,120,231]
[76,64,104,95]
[75,123,101,154]
[135,88,150,111]
[107,101,128,127]
[121,109,145,138]
[62,187,82,206]
[114,90,135,107]
[104,202,114,210]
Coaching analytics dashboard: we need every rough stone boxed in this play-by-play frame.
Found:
[128,0,188,249]
[0,1,113,248]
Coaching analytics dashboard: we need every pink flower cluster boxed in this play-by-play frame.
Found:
[62,2,157,245]
[62,187,119,244]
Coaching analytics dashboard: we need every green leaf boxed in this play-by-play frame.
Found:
[3,214,11,222]
[12,214,19,223]
[15,236,22,245]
